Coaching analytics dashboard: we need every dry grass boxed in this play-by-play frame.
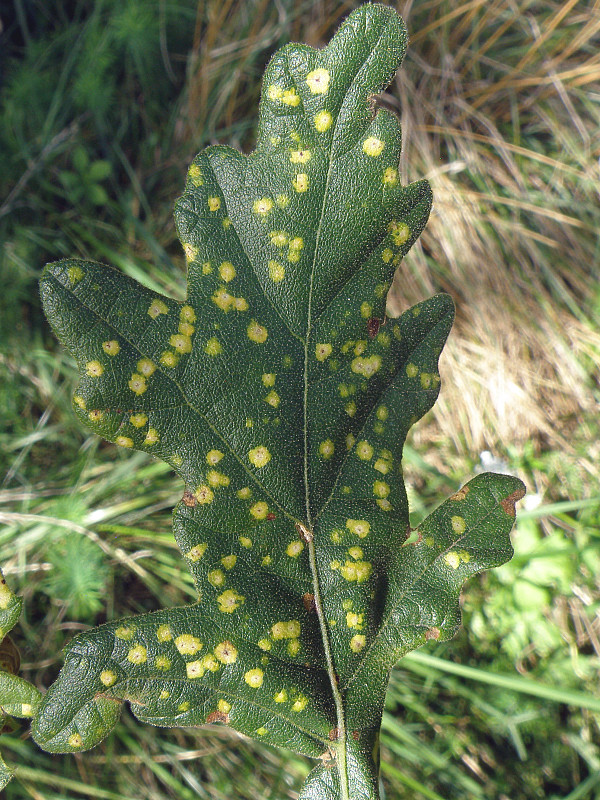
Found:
[387,0,600,460]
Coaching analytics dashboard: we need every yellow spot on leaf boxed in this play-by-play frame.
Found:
[159,690,170,699]
[74,395,86,409]
[319,440,334,459]
[68,733,84,748]
[148,299,168,319]
[127,645,147,664]
[314,110,332,132]
[194,485,214,504]
[376,406,388,421]
[156,625,172,642]
[292,173,308,193]
[351,355,382,378]
[389,220,410,245]
[155,655,171,670]
[129,413,147,428]
[382,248,394,263]
[115,625,135,640]
[116,436,134,448]
[244,668,264,688]
[175,634,203,655]
[361,302,372,319]
[274,689,288,703]
[350,634,366,652]
[348,546,364,560]
[451,515,466,534]
[346,519,370,538]
[186,543,207,562]
[68,265,84,285]
[186,660,205,679]
[276,194,289,208]
[406,363,419,378]
[383,167,398,185]
[356,441,373,460]
[206,449,224,465]
[178,701,190,712]
[237,487,252,499]
[281,88,300,106]
[264,390,280,408]
[346,612,364,629]
[128,373,148,395]
[88,410,103,422]
[188,164,203,186]
[102,340,120,356]
[170,333,192,354]
[345,401,357,417]
[208,569,225,587]
[315,343,332,361]
[137,358,156,377]
[100,670,117,687]
[290,149,311,163]
[239,536,253,548]
[221,555,237,570]
[160,351,178,368]
[247,320,268,343]
[291,695,308,712]
[86,360,104,377]
[306,67,330,94]
[373,480,390,498]
[256,726,268,736]
[268,84,283,100]
[219,261,236,282]
[271,620,301,640]
[180,305,196,323]
[363,137,385,157]
[374,458,390,474]
[286,540,304,558]
[346,434,356,450]
[204,337,222,356]
[217,589,245,613]
[248,446,271,467]
[183,243,198,261]
[269,231,288,247]
[218,699,232,713]
[268,260,285,283]
[253,197,273,215]
[288,638,300,656]
[207,196,221,211]
[444,551,461,570]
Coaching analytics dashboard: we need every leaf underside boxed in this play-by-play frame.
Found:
[35,5,525,799]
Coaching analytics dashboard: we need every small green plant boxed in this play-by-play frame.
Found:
[3,6,525,797]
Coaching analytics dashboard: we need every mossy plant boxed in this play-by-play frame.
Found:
[5,6,525,797]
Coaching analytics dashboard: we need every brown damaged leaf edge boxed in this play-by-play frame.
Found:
[501,487,527,517]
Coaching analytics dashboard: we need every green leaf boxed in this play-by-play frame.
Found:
[35,5,525,798]
[0,570,23,641]
[0,751,15,791]
[0,672,42,719]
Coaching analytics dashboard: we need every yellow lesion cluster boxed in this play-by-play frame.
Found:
[211,287,248,313]
[188,163,203,187]
[267,85,300,106]
[314,110,332,132]
[217,589,245,613]
[319,439,334,459]
[443,549,471,569]
[292,173,308,193]
[351,354,382,378]
[268,229,303,263]
[346,519,370,539]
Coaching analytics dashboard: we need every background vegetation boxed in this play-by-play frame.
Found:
[1,0,599,797]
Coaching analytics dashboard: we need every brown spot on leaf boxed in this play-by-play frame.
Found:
[500,487,526,517]
[206,710,230,724]
[425,627,441,641]
[182,491,197,507]
[329,727,341,741]
[295,522,313,543]
[351,730,360,741]
[367,317,381,338]
[450,486,470,501]
[303,592,316,612]
[266,512,276,521]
